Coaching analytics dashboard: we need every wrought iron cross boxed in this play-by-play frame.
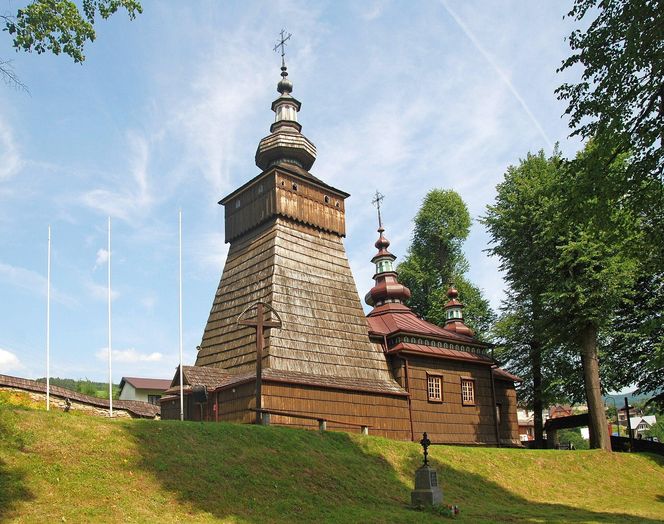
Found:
[420,432,431,466]
[273,29,292,67]
[238,301,282,424]
[372,190,385,229]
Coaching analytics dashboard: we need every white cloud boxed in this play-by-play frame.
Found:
[96,347,163,363]
[85,280,119,301]
[0,348,24,373]
[0,118,22,181]
[80,131,153,222]
[94,248,109,269]
[0,261,76,307]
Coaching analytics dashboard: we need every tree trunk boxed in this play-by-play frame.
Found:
[579,323,611,451]
[530,340,544,448]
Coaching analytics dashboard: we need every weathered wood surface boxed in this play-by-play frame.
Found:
[196,217,402,391]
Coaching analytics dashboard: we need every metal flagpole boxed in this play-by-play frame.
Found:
[179,209,184,421]
[108,217,113,417]
[46,225,51,411]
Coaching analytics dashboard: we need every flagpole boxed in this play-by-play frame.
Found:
[179,209,184,421]
[108,217,113,417]
[46,225,51,411]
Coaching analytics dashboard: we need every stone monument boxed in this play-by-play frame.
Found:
[411,432,443,506]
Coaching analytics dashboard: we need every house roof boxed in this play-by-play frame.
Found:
[0,373,159,418]
[630,415,656,427]
[165,366,408,397]
[367,303,482,345]
[119,377,172,391]
[386,341,493,365]
[493,368,523,382]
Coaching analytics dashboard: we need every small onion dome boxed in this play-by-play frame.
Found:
[365,273,411,307]
[365,226,411,307]
[371,227,394,263]
[277,66,293,94]
[443,284,474,337]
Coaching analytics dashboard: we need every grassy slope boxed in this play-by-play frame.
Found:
[1,392,663,524]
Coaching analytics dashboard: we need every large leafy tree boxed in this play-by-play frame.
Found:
[397,189,495,339]
[486,146,645,451]
[2,0,142,89]
[557,0,664,185]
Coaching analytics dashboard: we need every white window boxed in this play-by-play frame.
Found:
[427,375,442,402]
[461,378,475,405]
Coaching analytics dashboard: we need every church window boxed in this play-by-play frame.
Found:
[324,195,330,204]
[281,180,285,186]
[427,374,442,402]
[258,184,263,194]
[235,199,241,209]
[461,378,475,406]
[292,183,298,191]
[335,201,340,208]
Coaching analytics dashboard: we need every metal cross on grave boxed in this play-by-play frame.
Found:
[273,29,292,67]
[372,190,385,229]
[237,301,282,424]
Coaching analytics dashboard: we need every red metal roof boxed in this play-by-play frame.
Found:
[367,303,479,344]
[386,342,493,364]
[492,368,523,382]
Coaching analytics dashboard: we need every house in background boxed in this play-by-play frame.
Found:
[630,415,657,438]
[119,377,171,405]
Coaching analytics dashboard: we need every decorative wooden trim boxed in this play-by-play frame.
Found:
[460,377,476,406]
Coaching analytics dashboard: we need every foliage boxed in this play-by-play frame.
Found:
[557,428,590,450]
[1,0,142,88]
[644,420,664,442]
[397,189,495,339]
[1,402,664,523]
[35,376,120,399]
[557,0,664,185]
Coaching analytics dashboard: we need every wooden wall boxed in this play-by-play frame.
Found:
[263,382,411,441]
[398,356,500,445]
[495,380,520,446]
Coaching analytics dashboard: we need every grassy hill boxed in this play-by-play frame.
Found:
[1,390,663,523]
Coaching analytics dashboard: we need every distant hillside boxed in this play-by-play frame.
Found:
[34,377,120,399]
[1,391,663,523]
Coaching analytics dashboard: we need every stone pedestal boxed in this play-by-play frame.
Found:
[411,465,443,506]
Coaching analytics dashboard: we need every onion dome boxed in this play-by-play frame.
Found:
[443,284,474,336]
[255,63,317,171]
[365,226,411,307]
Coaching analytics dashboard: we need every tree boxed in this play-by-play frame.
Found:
[2,0,142,89]
[397,189,495,339]
[557,0,664,185]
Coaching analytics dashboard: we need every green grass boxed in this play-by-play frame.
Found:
[1,391,663,523]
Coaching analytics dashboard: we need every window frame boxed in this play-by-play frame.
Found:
[460,377,476,406]
[426,373,443,403]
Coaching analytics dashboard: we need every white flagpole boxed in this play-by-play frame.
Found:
[179,209,184,421]
[108,217,113,417]
[46,225,51,411]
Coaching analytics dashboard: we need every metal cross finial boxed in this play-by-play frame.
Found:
[372,190,385,229]
[273,29,292,68]
[420,432,431,466]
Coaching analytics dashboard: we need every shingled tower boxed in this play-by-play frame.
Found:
[194,43,404,409]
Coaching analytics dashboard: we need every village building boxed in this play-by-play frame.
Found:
[161,56,521,445]
[118,377,171,405]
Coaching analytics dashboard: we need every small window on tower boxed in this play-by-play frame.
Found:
[461,378,475,406]
[235,199,241,209]
[335,201,340,208]
[427,374,443,402]
[281,180,285,186]
[292,183,298,191]
[324,195,330,204]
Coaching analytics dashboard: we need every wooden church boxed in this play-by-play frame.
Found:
[161,53,521,446]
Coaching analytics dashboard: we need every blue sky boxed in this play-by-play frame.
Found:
[0,1,585,382]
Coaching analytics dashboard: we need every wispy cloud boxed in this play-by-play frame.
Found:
[0,117,22,181]
[440,0,554,150]
[0,261,76,307]
[85,279,119,302]
[94,248,109,269]
[0,347,24,373]
[80,131,153,222]
[95,347,163,363]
